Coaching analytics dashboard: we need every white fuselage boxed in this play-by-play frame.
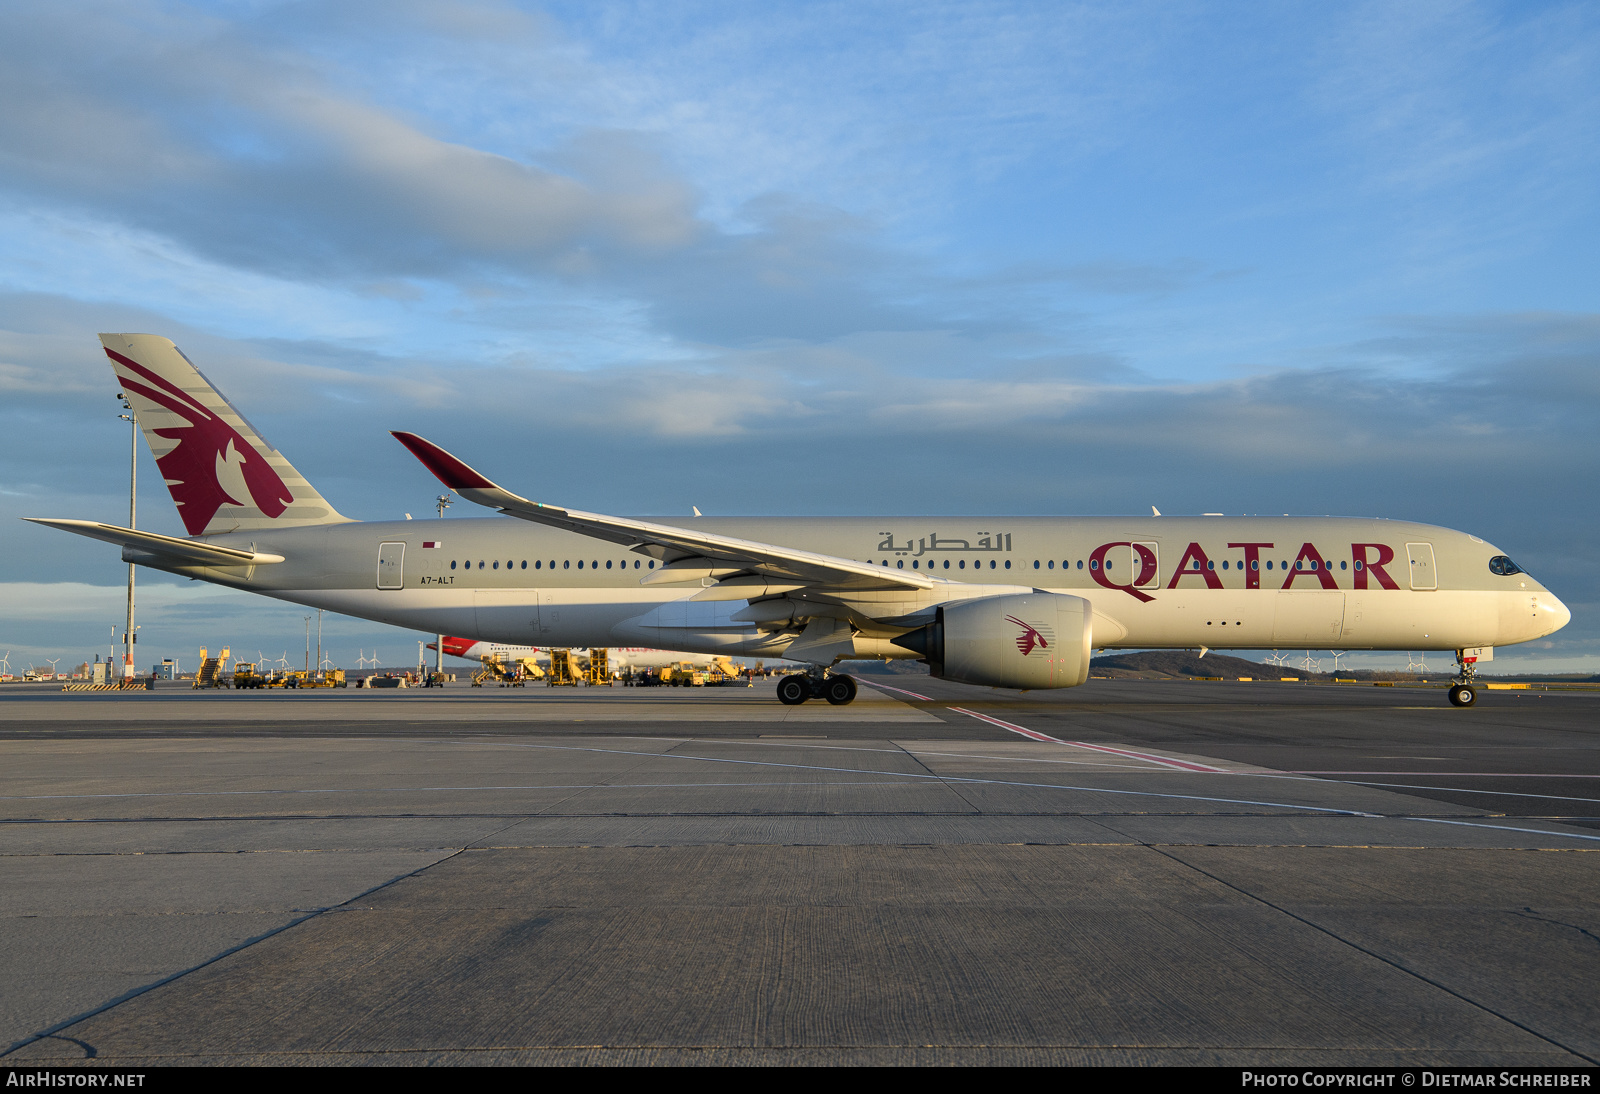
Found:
[149,514,1569,663]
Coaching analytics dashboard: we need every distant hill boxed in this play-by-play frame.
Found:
[1090,651,1438,682]
[1090,650,1307,680]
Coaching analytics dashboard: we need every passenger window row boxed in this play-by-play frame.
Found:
[449,559,657,571]
[869,557,1377,575]
[875,559,1011,570]
[1175,559,1353,571]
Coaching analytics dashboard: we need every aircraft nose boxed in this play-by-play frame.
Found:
[1541,594,1572,636]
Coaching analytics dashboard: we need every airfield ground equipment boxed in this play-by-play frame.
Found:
[472,654,543,687]
[193,647,231,689]
[585,649,614,686]
[547,649,582,687]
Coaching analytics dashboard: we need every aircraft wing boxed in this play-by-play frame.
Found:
[391,432,934,593]
[23,519,285,566]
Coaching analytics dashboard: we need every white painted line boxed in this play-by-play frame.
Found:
[456,739,1391,816]
[1402,816,1600,842]
[202,735,1600,841]
[1291,771,1600,779]
[860,680,1227,772]
[947,706,1224,772]
[860,681,932,701]
[948,706,1066,744]
[1055,741,1226,774]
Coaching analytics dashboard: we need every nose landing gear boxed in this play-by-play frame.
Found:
[1448,650,1478,707]
[775,672,858,706]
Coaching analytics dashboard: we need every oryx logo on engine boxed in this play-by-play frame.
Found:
[1005,615,1052,656]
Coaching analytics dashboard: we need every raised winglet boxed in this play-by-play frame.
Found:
[389,431,567,521]
[390,431,497,491]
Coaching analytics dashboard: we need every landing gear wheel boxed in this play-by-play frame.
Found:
[822,675,857,706]
[777,674,810,706]
[1448,684,1477,708]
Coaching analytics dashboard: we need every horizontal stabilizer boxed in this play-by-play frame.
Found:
[24,519,284,567]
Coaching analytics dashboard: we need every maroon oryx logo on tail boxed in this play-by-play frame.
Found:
[106,348,293,535]
[1005,615,1050,656]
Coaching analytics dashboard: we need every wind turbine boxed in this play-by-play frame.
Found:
[45,657,61,680]
[0,651,10,678]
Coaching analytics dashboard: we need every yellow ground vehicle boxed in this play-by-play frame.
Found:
[665,661,706,686]
[472,655,543,687]
[547,649,582,686]
[232,662,267,689]
[585,649,614,686]
[705,656,751,687]
[193,647,231,689]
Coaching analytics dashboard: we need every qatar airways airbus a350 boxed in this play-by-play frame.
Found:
[28,335,1570,708]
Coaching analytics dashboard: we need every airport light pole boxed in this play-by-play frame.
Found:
[118,394,137,680]
[435,492,451,676]
[304,617,311,674]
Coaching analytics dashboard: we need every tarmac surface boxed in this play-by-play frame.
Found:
[1,675,1597,1066]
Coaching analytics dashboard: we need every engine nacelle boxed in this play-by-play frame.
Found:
[893,592,1092,690]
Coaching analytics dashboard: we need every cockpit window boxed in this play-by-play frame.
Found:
[1488,555,1523,576]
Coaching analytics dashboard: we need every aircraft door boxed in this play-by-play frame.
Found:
[1107,542,1160,590]
[376,542,405,590]
[1129,541,1159,590]
[1406,543,1437,590]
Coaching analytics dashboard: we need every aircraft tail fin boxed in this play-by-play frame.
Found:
[100,334,350,537]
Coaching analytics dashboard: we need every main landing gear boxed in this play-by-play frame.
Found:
[776,672,857,706]
[1448,649,1478,708]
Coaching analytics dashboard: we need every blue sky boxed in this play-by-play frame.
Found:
[2,0,1598,673]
